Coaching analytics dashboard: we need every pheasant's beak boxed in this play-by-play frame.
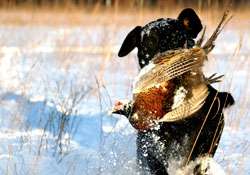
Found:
[110,109,122,115]
[110,100,133,118]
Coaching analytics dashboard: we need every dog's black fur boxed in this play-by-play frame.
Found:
[117,8,235,175]
[118,8,202,68]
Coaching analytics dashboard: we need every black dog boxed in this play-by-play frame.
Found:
[118,8,202,68]
[117,8,234,175]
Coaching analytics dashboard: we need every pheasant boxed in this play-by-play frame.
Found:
[112,11,232,131]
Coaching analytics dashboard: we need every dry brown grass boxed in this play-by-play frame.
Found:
[0,3,249,28]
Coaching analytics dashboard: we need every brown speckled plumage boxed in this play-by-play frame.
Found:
[130,81,176,130]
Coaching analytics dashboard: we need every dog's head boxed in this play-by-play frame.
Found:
[118,8,202,68]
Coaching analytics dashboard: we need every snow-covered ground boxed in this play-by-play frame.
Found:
[0,18,249,174]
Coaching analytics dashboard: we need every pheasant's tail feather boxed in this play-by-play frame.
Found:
[196,26,206,47]
[205,73,224,84]
[202,10,232,53]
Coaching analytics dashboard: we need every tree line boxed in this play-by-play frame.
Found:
[0,0,248,8]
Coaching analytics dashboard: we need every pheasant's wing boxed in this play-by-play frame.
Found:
[133,48,206,93]
[159,84,208,122]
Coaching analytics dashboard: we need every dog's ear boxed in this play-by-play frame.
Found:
[177,8,202,38]
[118,26,142,57]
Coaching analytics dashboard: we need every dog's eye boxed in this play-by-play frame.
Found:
[144,35,158,51]
[147,40,154,47]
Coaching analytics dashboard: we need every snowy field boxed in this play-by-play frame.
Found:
[0,12,249,174]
